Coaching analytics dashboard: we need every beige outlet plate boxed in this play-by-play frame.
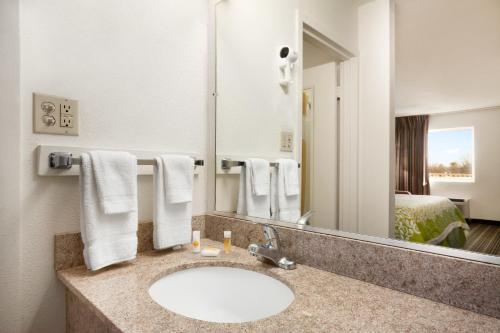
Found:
[280,131,294,152]
[33,93,79,136]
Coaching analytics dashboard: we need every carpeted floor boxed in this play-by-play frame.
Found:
[464,223,500,256]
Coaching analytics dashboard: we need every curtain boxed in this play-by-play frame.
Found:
[395,115,430,195]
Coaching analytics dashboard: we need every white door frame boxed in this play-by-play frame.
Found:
[298,13,359,232]
[207,0,218,212]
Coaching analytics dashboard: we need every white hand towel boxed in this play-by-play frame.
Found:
[282,159,300,196]
[161,155,194,203]
[248,158,270,196]
[153,155,194,250]
[272,159,301,223]
[88,151,138,214]
[270,167,279,219]
[80,153,138,271]
[237,159,271,219]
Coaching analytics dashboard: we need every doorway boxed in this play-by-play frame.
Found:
[300,23,357,231]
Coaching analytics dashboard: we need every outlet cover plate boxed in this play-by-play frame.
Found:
[33,93,79,136]
[280,131,294,152]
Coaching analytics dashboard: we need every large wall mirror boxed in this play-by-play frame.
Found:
[212,0,500,263]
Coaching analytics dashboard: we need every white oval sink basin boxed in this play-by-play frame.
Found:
[149,266,294,323]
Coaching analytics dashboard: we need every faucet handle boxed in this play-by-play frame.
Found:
[278,257,296,270]
[297,210,314,225]
[262,224,281,249]
[248,243,259,256]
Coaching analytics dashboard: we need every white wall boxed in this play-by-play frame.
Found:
[11,1,209,332]
[429,108,500,221]
[215,0,299,159]
[0,0,22,332]
[357,0,394,238]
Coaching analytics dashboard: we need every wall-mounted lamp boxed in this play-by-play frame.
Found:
[279,46,298,91]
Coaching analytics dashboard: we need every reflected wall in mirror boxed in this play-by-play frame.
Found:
[214,0,500,259]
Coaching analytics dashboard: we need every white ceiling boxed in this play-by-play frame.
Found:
[395,0,500,116]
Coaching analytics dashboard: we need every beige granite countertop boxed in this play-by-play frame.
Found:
[58,239,500,333]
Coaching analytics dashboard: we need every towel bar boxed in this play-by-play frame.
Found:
[49,152,204,169]
[221,158,300,170]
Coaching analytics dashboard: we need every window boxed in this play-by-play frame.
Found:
[428,127,474,182]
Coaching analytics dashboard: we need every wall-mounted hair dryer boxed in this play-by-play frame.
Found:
[280,46,298,63]
[279,46,298,91]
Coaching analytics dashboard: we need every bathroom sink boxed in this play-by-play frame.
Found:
[148,266,294,323]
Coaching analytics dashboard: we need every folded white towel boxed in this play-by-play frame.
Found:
[248,158,270,196]
[88,151,138,214]
[271,159,300,223]
[80,153,138,271]
[153,155,194,250]
[161,155,194,203]
[237,159,271,219]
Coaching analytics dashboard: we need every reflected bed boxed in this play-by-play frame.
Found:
[395,194,469,248]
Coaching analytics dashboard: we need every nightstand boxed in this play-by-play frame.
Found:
[449,198,471,223]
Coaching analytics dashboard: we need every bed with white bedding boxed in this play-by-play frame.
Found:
[395,194,469,248]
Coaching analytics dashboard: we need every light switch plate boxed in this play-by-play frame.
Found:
[33,93,79,135]
[280,131,294,152]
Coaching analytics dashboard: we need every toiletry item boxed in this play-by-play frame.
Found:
[224,231,232,254]
[192,231,201,253]
[201,247,220,257]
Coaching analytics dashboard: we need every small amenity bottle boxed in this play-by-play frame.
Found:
[192,231,201,253]
[224,230,232,254]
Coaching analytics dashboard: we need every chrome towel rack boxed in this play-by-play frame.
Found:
[49,152,204,170]
[221,158,300,170]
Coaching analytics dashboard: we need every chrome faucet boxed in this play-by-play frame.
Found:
[248,224,296,270]
[297,210,314,225]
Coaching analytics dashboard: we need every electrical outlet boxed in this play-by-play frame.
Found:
[61,115,74,128]
[33,93,79,135]
[280,131,294,152]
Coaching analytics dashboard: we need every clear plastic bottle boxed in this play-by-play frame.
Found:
[223,230,232,254]
[192,230,201,253]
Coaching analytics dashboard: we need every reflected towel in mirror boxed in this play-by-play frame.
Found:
[271,159,300,223]
[237,159,271,219]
